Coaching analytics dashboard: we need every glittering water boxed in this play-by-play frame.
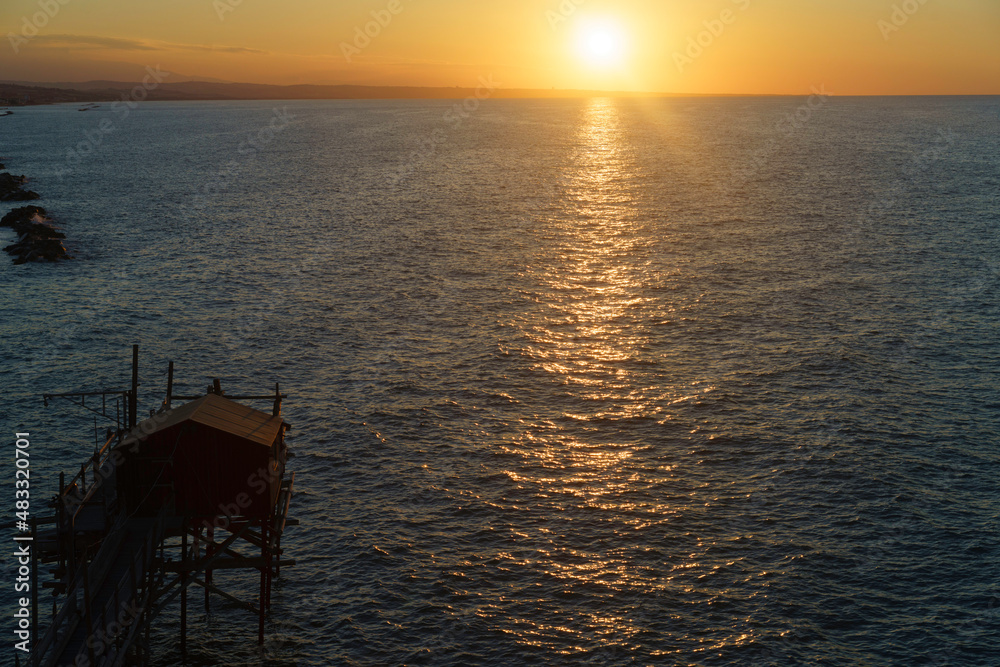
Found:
[1,96,999,666]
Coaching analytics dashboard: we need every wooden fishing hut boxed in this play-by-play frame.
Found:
[31,347,296,667]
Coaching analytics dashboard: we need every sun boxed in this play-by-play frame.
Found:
[574,17,628,69]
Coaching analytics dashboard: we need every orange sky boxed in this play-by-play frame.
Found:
[1,0,998,94]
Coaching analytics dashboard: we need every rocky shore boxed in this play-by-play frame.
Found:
[1,154,71,264]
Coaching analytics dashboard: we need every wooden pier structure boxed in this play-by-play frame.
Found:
[28,346,296,666]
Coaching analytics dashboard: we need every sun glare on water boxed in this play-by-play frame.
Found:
[575,17,629,69]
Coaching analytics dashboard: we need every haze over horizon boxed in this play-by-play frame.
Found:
[1,0,998,96]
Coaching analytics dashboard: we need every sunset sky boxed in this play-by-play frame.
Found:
[1,0,998,94]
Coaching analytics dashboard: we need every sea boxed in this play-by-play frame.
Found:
[1,96,998,666]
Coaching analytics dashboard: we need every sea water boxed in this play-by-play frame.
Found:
[1,96,998,665]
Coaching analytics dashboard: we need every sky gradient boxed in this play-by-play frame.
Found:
[1,0,998,94]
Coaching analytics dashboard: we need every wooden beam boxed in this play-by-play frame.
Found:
[170,394,288,401]
[147,521,252,621]
[163,558,296,572]
[177,527,285,558]
[190,577,258,614]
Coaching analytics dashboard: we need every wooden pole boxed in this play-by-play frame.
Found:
[213,378,222,396]
[258,520,267,644]
[266,505,276,612]
[165,361,174,410]
[130,344,139,430]
[272,382,281,417]
[143,525,153,663]
[265,529,272,613]
[144,532,152,662]
[275,531,282,578]
[181,523,188,658]
[58,472,65,583]
[205,525,213,612]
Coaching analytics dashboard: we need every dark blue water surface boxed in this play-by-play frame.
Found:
[1,96,999,665]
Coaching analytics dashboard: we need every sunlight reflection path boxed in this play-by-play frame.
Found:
[487,99,692,655]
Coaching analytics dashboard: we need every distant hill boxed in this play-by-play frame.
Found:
[0,80,675,106]
[0,83,122,106]
[0,75,234,90]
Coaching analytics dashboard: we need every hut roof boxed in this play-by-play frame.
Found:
[128,394,285,447]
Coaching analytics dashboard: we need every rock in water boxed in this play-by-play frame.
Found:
[3,189,41,201]
[1,206,72,264]
[4,238,71,264]
[1,206,48,231]
[0,172,40,201]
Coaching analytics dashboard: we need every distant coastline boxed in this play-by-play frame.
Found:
[0,80,808,107]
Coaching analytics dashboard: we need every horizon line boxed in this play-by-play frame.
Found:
[3,80,999,101]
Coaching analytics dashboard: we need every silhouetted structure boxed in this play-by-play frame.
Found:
[30,346,296,666]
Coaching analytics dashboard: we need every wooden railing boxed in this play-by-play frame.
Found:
[34,508,167,667]
[58,432,119,527]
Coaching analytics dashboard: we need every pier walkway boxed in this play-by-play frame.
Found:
[36,513,164,667]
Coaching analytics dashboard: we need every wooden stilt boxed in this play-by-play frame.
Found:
[275,530,282,577]
[265,550,272,612]
[262,517,269,613]
[147,532,154,658]
[268,520,275,611]
[165,361,174,410]
[258,520,267,644]
[206,525,214,612]
[130,344,139,430]
[181,524,188,658]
